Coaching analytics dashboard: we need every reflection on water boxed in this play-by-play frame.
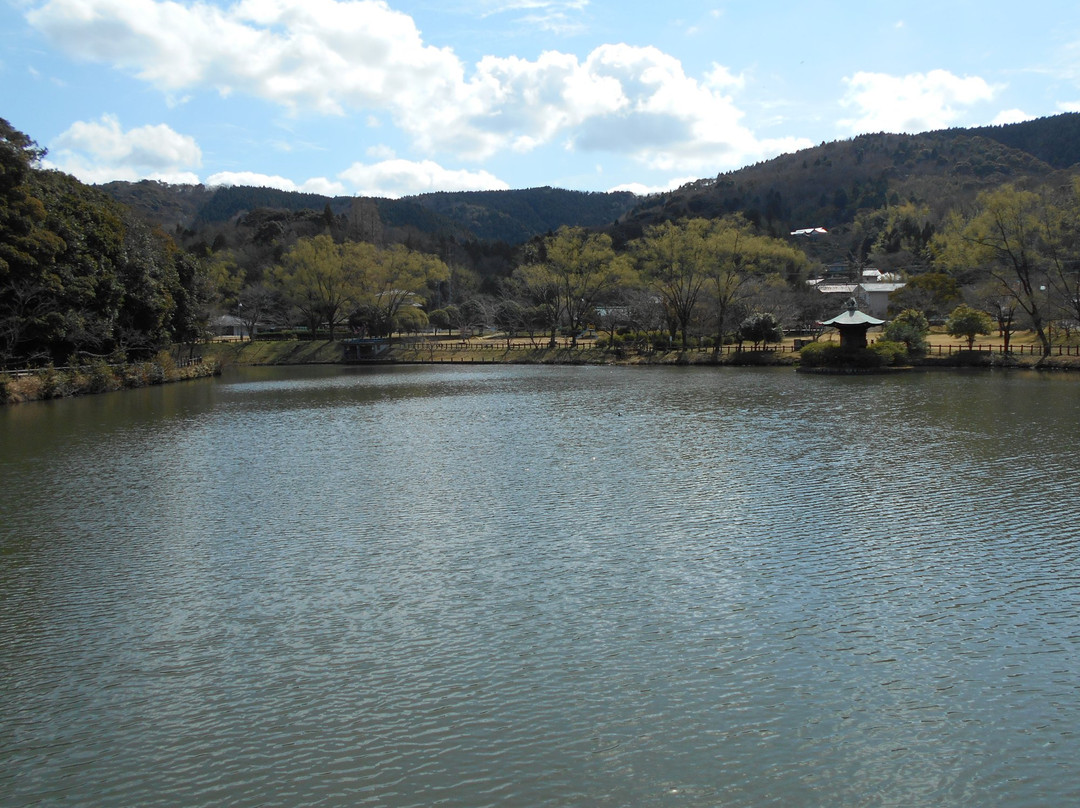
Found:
[2,365,1080,807]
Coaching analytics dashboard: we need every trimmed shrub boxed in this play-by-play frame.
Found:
[799,342,884,369]
[870,340,908,366]
[738,312,784,347]
[797,341,836,367]
[883,309,930,356]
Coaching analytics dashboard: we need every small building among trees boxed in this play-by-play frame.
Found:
[212,315,251,340]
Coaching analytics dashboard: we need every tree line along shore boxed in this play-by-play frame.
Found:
[6,328,1079,406]
[7,114,1080,395]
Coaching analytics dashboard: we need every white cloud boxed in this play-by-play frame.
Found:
[366,144,397,160]
[299,176,348,195]
[992,108,1036,125]
[207,171,300,190]
[337,159,510,198]
[1058,101,1080,113]
[206,171,345,195]
[27,0,467,115]
[565,45,810,173]
[705,64,745,92]
[475,0,590,34]
[839,70,996,134]
[607,176,695,196]
[474,0,589,15]
[26,0,803,175]
[46,114,202,183]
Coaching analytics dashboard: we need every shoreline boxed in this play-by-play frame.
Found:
[6,336,1079,405]
[0,355,221,406]
[206,337,1080,373]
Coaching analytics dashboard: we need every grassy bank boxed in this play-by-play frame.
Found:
[1,353,221,405]
[203,338,345,367]
[203,337,802,367]
[200,333,1080,371]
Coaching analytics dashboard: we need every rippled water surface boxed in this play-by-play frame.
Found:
[2,365,1080,807]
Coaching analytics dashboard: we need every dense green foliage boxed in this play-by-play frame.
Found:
[412,187,637,244]
[883,309,931,357]
[1,120,210,368]
[965,113,1080,170]
[270,235,449,341]
[946,304,994,348]
[738,312,784,347]
[103,180,637,247]
[799,339,907,369]
[886,271,961,318]
[611,118,1069,266]
[932,181,1080,356]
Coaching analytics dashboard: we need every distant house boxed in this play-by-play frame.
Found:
[858,282,906,318]
[812,281,860,296]
[809,278,906,318]
[823,262,852,280]
[212,314,251,340]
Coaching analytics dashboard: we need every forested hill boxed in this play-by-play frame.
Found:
[100,112,1080,254]
[406,187,637,243]
[98,182,472,239]
[612,116,1080,244]
[100,181,638,245]
[965,112,1080,169]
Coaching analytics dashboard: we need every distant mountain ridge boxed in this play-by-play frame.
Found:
[99,113,1080,249]
[100,181,638,245]
[615,114,1080,241]
[404,186,636,243]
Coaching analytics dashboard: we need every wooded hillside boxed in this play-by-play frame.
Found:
[102,114,1080,268]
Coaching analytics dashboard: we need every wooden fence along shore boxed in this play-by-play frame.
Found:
[922,343,1080,356]
[4,357,205,379]
[401,340,1080,357]
[6,340,1078,378]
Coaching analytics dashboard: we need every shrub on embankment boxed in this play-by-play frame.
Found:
[798,340,909,370]
[1,353,220,405]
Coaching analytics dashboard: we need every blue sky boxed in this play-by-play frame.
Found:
[3,0,1079,198]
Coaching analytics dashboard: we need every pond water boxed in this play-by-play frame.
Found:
[2,364,1079,807]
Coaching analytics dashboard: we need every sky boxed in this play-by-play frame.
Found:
[2,0,1080,199]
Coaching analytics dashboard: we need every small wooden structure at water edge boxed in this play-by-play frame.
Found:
[819,297,885,350]
[342,337,390,361]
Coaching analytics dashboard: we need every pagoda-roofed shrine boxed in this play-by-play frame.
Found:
[819,297,885,350]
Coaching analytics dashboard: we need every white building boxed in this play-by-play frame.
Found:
[809,280,906,318]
